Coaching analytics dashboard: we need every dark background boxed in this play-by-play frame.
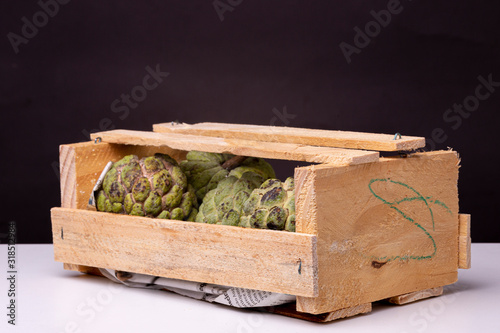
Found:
[1,1,499,243]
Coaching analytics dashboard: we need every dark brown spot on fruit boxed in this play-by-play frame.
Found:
[261,187,282,202]
[266,222,279,230]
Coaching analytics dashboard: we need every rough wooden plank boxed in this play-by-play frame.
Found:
[295,151,460,314]
[387,286,443,305]
[90,129,379,165]
[154,122,425,151]
[51,208,318,297]
[458,214,471,269]
[59,141,186,210]
[264,302,371,322]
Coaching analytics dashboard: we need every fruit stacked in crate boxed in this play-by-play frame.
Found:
[95,151,296,232]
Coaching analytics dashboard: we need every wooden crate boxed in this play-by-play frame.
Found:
[50,122,471,322]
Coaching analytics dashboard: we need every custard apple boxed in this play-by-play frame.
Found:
[180,151,276,203]
[96,154,198,221]
[239,177,295,232]
[179,151,233,202]
[195,171,265,226]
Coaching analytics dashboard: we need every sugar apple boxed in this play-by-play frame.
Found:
[195,171,265,226]
[239,177,295,232]
[96,153,198,221]
[180,151,276,203]
[179,151,233,202]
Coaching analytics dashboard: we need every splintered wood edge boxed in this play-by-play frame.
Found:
[458,214,471,269]
[387,287,444,305]
[263,302,372,322]
[90,129,379,165]
[153,122,425,152]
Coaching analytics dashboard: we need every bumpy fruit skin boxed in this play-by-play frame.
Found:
[180,152,276,203]
[195,172,265,226]
[231,157,276,181]
[180,152,234,202]
[239,177,295,232]
[96,154,198,221]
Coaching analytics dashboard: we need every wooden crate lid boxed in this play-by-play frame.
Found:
[153,122,425,152]
[90,130,379,165]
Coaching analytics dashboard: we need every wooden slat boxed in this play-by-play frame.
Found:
[264,302,371,322]
[90,130,379,165]
[295,151,460,314]
[153,122,425,152]
[51,208,318,297]
[387,287,443,305]
[458,214,471,269]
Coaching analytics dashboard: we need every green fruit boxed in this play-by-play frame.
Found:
[180,152,276,203]
[96,154,197,220]
[240,177,295,232]
[230,157,276,181]
[180,152,233,202]
[195,172,265,226]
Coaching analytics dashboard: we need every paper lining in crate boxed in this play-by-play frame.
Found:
[51,122,471,322]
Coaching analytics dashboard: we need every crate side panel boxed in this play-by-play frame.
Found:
[296,151,459,314]
[51,208,318,297]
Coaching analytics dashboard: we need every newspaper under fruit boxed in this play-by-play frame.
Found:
[89,161,296,308]
[99,268,295,308]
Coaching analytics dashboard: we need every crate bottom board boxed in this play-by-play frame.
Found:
[266,286,443,322]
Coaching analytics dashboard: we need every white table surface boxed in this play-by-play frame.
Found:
[1,244,499,333]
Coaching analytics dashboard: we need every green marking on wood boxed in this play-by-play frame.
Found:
[429,198,452,214]
[367,178,452,263]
